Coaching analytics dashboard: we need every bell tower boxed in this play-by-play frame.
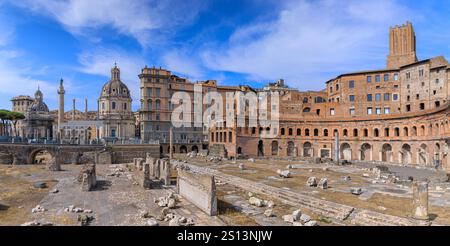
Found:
[386,21,418,69]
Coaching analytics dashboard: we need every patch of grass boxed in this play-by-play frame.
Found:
[317,215,332,224]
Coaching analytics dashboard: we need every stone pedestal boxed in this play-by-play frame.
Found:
[47,157,61,171]
[78,164,97,191]
[412,181,429,220]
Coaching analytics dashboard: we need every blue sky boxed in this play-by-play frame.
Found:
[0,0,449,111]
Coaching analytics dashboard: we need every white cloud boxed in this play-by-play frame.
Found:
[0,50,59,109]
[11,0,206,46]
[201,0,415,90]
[77,48,147,107]
[161,50,205,81]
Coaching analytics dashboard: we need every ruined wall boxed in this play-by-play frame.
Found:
[111,144,159,163]
[177,168,217,216]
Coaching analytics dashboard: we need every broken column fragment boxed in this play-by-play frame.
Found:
[412,181,429,220]
[77,164,96,191]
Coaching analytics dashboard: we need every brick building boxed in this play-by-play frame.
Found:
[137,22,449,174]
[207,22,450,173]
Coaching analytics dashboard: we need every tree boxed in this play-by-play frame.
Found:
[9,111,25,137]
[0,109,10,136]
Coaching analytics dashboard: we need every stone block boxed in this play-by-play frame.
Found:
[78,164,96,191]
[177,168,217,216]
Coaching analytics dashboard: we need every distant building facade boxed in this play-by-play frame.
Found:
[97,65,134,140]
[21,88,54,139]
[10,95,34,137]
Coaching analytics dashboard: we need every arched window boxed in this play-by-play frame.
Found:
[353,129,358,137]
[281,128,285,135]
[363,129,368,137]
[155,99,161,110]
[403,127,409,137]
[343,129,348,137]
[148,99,152,110]
[305,129,310,136]
[384,128,389,137]
[394,127,400,136]
[314,129,319,136]
[323,129,328,137]
[112,101,116,109]
[374,128,379,137]
[296,129,301,136]
[288,128,293,136]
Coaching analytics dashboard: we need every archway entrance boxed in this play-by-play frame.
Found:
[257,140,264,157]
[360,143,371,161]
[434,143,441,167]
[31,150,53,164]
[381,143,392,162]
[180,145,187,153]
[271,141,278,156]
[303,142,312,157]
[401,144,412,165]
[418,144,428,165]
[340,143,352,161]
[287,141,295,157]
[237,147,242,155]
[191,145,199,153]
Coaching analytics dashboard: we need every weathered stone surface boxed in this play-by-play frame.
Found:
[318,178,328,189]
[412,181,429,220]
[277,169,291,178]
[147,218,159,226]
[293,222,303,226]
[177,161,355,221]
[249,197,264,207]
[351,187,363,195]
[47,156,61,171]
[292,209,302,221]
[264,209,275,217]
[77,164,96,191]
[33,181,47,189]
[342,176,351,181]
[300,214,311,223]
[167,198,177,209]
[306,177,317,187]
[238,163,245,170]
[304,220,318,226]
[283,214,295,223]
[31,205,46,213]
[169,218,180,226]
[177,168,217,216]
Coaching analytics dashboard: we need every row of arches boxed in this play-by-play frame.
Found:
[248,140,446,167]
[278,120,449,139]
[159,145,202,155]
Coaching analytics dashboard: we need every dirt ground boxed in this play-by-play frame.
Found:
[2,155,450,226]
[174,154,450,225]
[0,164,225,226]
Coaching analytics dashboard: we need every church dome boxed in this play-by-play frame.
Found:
[29,87,49,112]
[100,65,131,98]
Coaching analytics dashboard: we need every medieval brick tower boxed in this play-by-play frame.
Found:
[386,21,418,69]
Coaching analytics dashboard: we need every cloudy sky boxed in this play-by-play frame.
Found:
[0,0,449,110]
